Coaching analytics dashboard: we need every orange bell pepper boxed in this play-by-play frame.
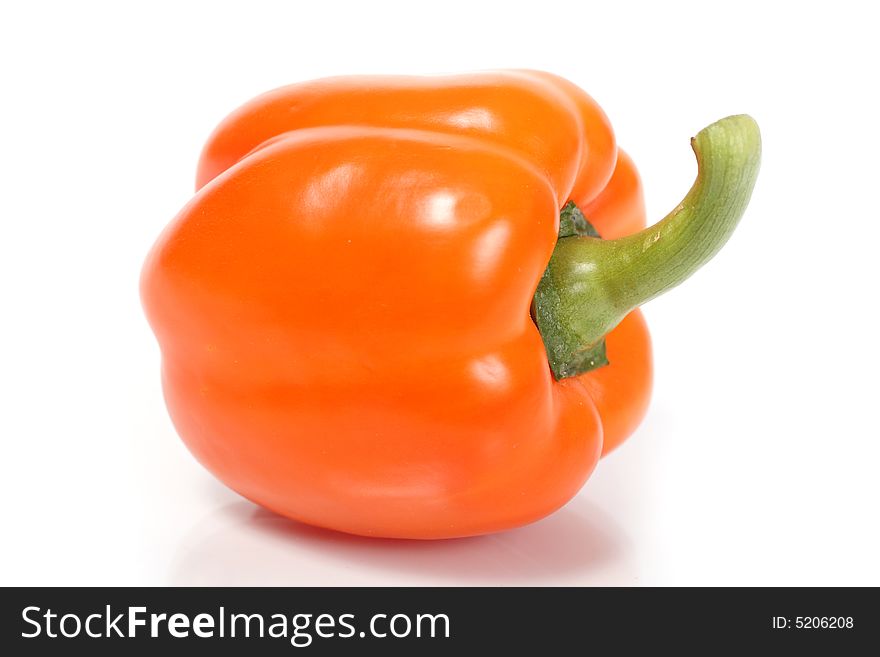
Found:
[141,71,760,538]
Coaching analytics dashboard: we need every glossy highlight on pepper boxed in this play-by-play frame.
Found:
[141,71,760,538]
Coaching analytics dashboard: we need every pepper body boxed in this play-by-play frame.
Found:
[141,72,658,538]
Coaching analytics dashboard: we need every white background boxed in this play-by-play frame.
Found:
[2,0,878,586]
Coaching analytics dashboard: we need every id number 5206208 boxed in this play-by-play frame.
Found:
[772,617,854,629]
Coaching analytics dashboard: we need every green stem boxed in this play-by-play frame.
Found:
[534,115,761,379]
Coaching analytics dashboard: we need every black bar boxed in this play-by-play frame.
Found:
[1,587,873,654]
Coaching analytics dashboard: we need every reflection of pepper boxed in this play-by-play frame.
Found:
[141,72,760,538]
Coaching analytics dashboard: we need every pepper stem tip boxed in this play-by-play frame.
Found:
[534,115,761,379]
